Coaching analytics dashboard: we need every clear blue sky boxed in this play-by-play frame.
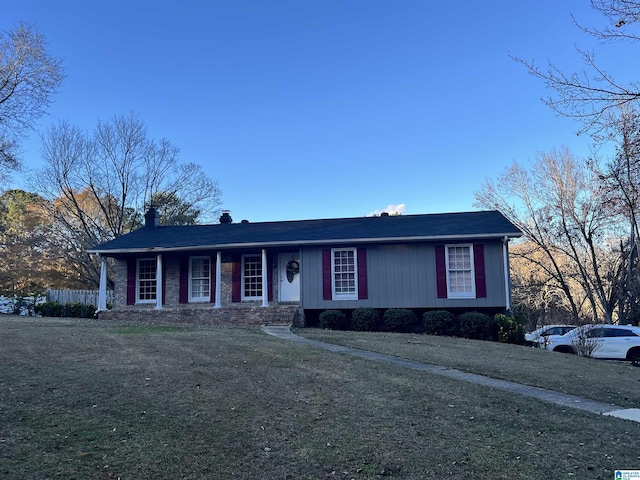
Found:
[3,0,631,222]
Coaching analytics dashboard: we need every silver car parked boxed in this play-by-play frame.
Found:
[524,324,576,348]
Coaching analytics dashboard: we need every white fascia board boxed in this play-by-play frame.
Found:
[86,232,522,256]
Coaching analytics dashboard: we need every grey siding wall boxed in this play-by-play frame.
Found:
[301,241,507,310]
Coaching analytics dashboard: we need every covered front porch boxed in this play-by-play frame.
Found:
[94,247,303,325]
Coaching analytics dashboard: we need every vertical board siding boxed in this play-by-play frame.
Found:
[405,247,420,306]
[483,243,503,301]
[301,241,507,310]
[365,245,430,309]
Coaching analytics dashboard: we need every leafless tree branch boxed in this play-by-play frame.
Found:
[0,22,64,175]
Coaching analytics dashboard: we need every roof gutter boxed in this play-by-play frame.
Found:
[87,232,523,255]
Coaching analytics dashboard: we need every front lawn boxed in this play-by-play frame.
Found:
[0,316,638,479]
[296,328,640,409]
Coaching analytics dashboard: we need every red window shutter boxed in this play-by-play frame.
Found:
[322,249,332,300]
[126,259,136,305]
[161,258,166,305]
[435,246,447,299]
[357,248,368,299]
[210,258,216,303]
[231,256,241,302]
[179,257,188,304]
[473,244,486,298]
[267,255,273,302]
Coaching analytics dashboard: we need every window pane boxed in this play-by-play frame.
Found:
[138,259,157,301]
[333,249,356,296]
[446,246,473,296]
[190,257,210,300]
[243,255,262,298]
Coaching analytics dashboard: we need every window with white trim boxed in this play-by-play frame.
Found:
[137,258,157,303]
[332,248,358,300]
[242,254,263,300]
[189,256,211,302]
[446,244,475,298]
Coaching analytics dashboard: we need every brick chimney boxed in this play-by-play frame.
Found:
[144,207,160,228]
[219,210,233,224]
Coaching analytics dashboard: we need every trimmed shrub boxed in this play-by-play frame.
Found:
[458,312,493,340]
[383,308,417,333]
[63,302,84,318]
[319,310,348,330]
[351,308,381,331]
[35,301,63,317]
[35,301,96,318]
[493,313,526,344]
[74,303,96,318]
[423,310,457,336]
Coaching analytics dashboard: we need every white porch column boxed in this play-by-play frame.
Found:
[97,256,108,312]
[215,251,222,308]
[155,254,163,310]
[261,248,268,307]
[502,237,511,312]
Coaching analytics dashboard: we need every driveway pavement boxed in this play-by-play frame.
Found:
[262,325,640,423]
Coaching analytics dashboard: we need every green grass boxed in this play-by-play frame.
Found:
[0,316,639,479]
[297,328,640,409]
[108,325,191,334]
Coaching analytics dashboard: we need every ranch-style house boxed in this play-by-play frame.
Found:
[87,209,522,326]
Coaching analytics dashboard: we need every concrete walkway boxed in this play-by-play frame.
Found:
[262,325,640,423]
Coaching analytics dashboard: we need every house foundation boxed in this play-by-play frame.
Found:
[97,304,304,327]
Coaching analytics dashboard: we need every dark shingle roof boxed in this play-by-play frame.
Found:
[87,210,521,255]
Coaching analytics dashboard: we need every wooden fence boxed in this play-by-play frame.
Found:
[46,289,114,306]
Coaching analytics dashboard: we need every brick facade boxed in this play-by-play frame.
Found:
[98,304,303,326]
[100,256,304,326]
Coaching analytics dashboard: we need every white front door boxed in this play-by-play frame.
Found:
[279,253,300,302]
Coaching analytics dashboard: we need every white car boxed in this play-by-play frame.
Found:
[545,324,640,366]
[525,325,576,348]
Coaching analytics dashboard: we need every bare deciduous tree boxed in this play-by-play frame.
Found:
[0,22,64,175]
[513,1,640,133]
[591,107,640,322]
[476,147,622,323]
[509,241,576,329]
[35,113,222,287]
